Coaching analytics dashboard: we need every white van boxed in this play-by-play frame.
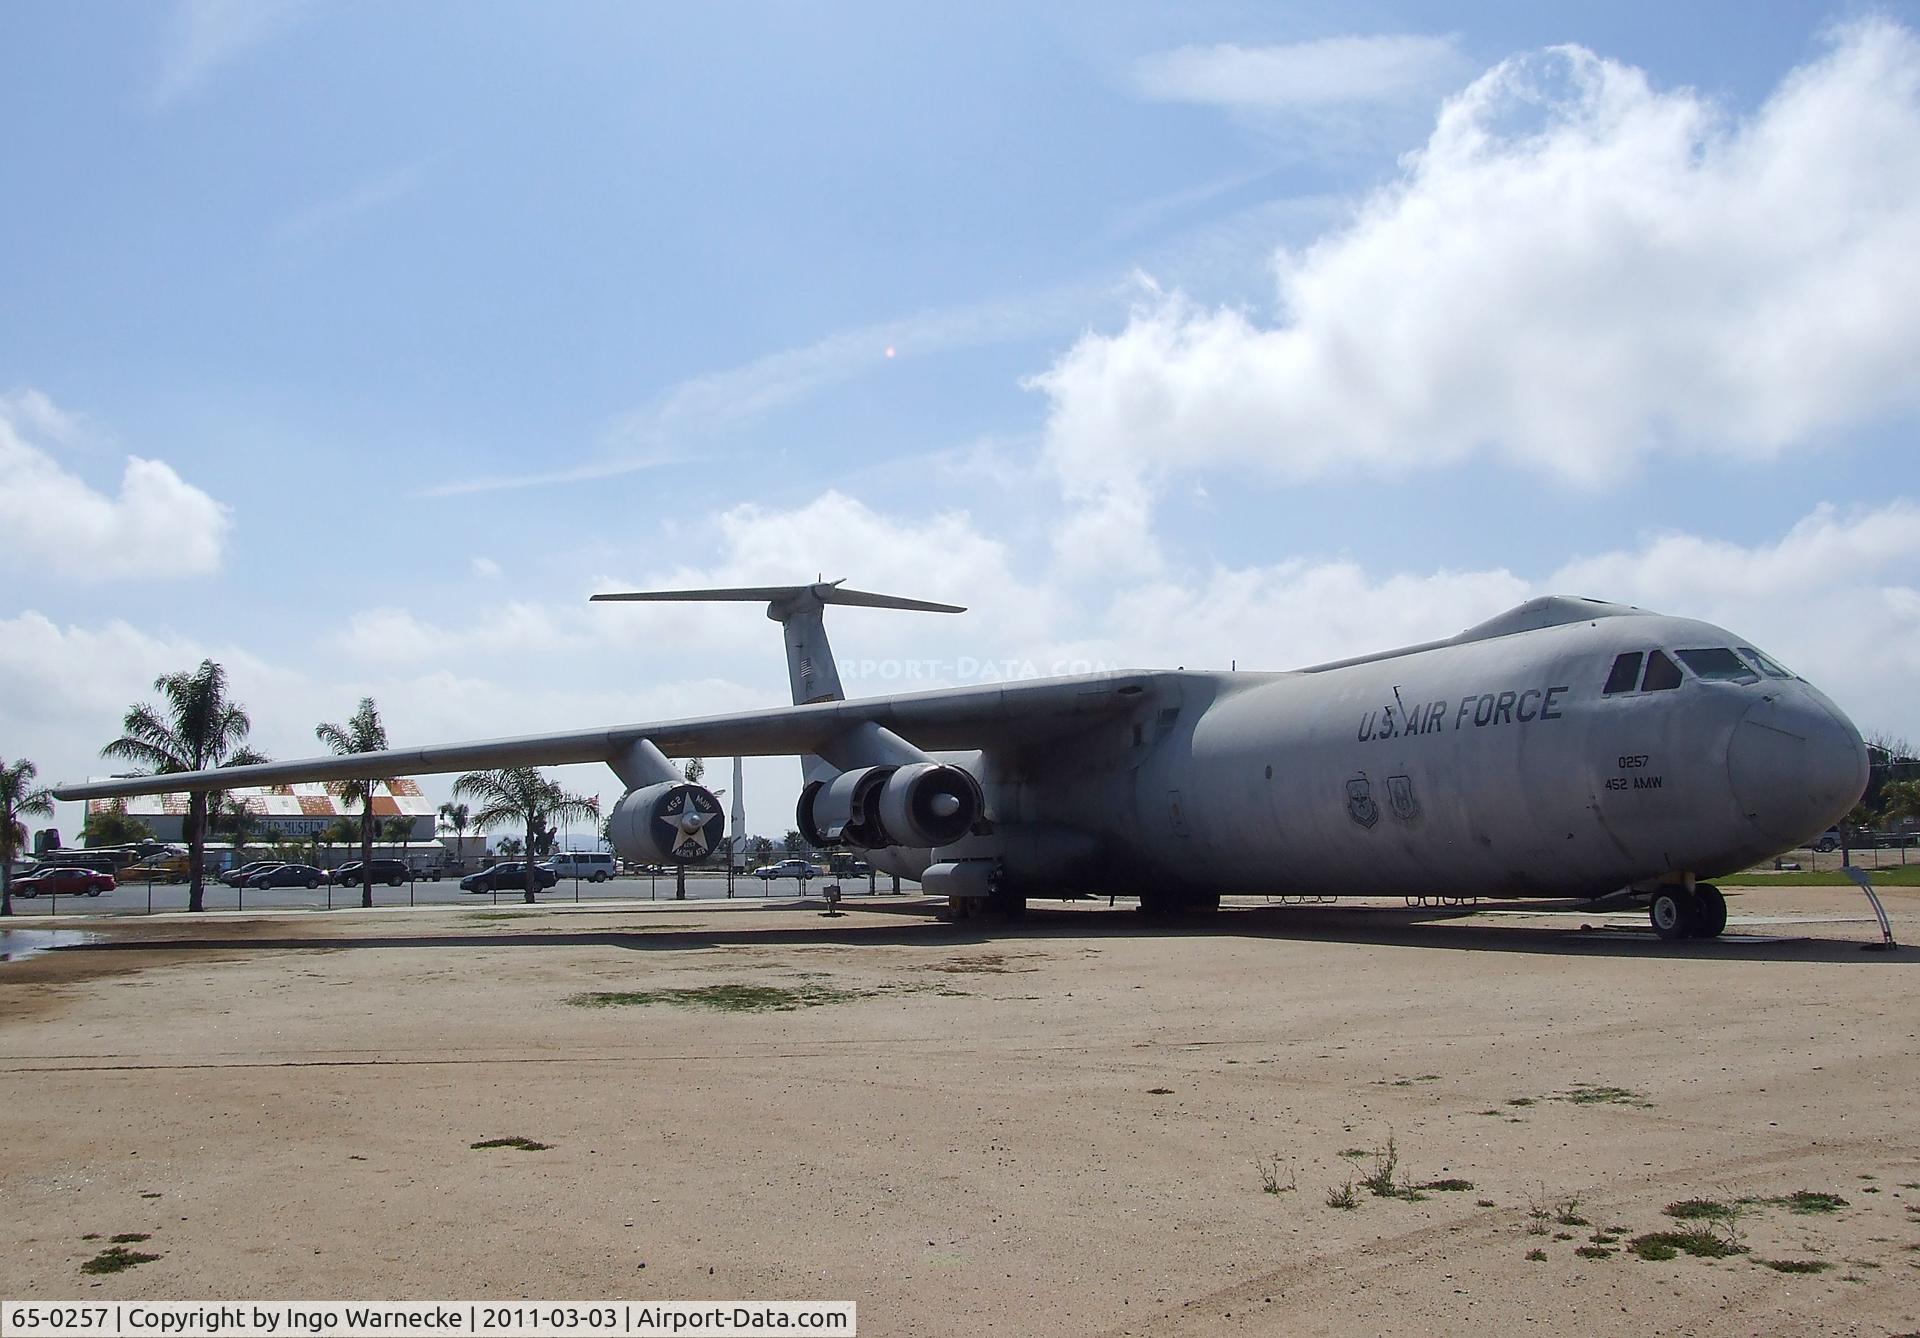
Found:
[541,852,618,883]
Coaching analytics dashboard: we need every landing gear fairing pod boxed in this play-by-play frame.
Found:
[608,782,724,864]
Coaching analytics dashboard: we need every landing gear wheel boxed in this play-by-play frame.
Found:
[1689,883,1727,939]
[986,889,1027,920]
[1649,889,1698,940]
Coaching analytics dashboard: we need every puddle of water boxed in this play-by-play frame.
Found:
[0,929,96,963]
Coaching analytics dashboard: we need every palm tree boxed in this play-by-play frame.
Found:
[452,767,600,903]
[316,698,392,909]
[497,836,524,857]
[102,661,266,912]
[381,815,415,873]
[2,758,57,917]
[438,801,471,868]
[213,796,261,869]
[317,816,359,872]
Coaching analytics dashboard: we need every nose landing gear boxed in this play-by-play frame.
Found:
[1649,883,1727,940]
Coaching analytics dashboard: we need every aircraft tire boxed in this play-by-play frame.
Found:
[1649,889,1697,941]
[1690,884,1727,939]
[986,888,1026,919]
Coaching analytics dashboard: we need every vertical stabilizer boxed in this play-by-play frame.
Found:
[590,581,965,706]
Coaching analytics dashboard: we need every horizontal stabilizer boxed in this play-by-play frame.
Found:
[591,581,964,614]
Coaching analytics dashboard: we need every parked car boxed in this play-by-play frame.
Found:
[328,859,410,887]
[1811,828,1841,852]
[247,863,325,889]
[13,865,115,898]
[753,859,817,881]
[460,862,559,894]
[541,852,617,882]
[221,860,282,888]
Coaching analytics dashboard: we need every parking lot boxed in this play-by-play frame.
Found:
[3,867,900,917]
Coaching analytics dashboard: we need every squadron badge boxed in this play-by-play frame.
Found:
[1387,774,1420,822]
[1346,775,1379,829]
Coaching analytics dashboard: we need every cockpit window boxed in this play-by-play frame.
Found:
[1738,646,1797,679]
[1603,652,1643,695]
[1641,650,1683,692]
[1677,648,1760,685]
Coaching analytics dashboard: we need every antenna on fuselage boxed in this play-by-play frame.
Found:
[588,581,965,706]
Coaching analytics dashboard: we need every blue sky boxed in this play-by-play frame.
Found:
[6,2,1920,842]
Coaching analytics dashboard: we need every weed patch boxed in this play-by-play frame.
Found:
[1326,1179,1358,1210]
[1554,1084,1652,1108]
[1629,1229,1745,1261]
[1665,1199,1733,1220]
[1525,1249,1547,1262]
[81,1246,159,1276]
[1422,1179,1475,1192]
[1767,1190,1848,1215]
[1575,1245,1614,1259]
[470,1136,550,1151]
[1255,1155,1296,1195]
[108,1233,150,1244]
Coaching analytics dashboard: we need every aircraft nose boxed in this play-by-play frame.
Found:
[1727,693,1869,846]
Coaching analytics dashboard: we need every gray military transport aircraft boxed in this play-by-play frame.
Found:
[55,583,1868,940]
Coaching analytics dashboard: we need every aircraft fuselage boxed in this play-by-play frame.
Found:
[885,608,1866,902]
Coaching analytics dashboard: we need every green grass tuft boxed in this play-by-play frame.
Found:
[1575,1245,1615,1259]
[1555,1084,1652,1107]
[1769,1190,1849,1215]
[1525,1249,1547,1262]
[108,1232,151,1244]
[1665,1199,1732,1220]
[1759,1258,1832,1274]
[1422,1178,1475,1192]
[470,1136,551,1151]
[1629,1229,1745,1261]
[81,1246,160,1275]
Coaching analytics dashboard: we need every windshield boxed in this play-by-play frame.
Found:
[1738,646,1797,679]
[1676,647,1760,684]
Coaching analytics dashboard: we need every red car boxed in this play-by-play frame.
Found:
[13,866,115,898]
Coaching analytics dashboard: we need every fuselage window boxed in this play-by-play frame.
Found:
[1641,649,1683,692]
[1603,652,1643,695]
[1676,647,1760,685]
[1738,646,1797,679]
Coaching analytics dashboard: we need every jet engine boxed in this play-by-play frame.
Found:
[607,782,724,864]
[797,762,981,850]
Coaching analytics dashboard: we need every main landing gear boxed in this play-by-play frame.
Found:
[1649,883,1727,940]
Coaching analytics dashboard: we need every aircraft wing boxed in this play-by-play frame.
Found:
[53,671,1162,800]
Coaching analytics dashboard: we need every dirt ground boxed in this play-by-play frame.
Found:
[2,885,1917,1337]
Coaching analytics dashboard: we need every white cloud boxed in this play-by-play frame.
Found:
[1038,19,1920,546]
[0,391,230,581]
[154,0,306,109]
[1134,35,1467,110]
[422,279,1114,497]
[470,556,503,580]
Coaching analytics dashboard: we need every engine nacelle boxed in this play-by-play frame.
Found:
[877,762,981,848]
[607,782,724,864]
[797,766,895,849]
[797,762,982,850]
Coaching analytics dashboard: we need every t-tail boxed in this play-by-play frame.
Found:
[590,580,964,706]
